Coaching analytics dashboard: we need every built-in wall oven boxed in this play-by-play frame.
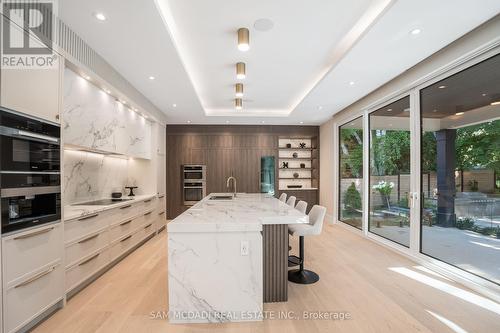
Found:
[0,108,61,234]
[182,165,206,205]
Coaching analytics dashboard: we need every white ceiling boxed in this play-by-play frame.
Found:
[59,0,500,125]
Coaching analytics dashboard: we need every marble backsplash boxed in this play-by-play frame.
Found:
[63,149,139,205]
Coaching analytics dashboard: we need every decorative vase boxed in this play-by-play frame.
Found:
[293,172,299,179]
[292,152,298,158]
[286,143,292,148]
[300,163,305,168]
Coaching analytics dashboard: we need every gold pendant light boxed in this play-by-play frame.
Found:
[235,98,243,110]
[237,28,250,51]
[236,62,246,79]
[235,83,244,97]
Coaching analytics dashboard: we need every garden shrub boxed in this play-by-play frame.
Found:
[344,182,361,212]
[454,217,475,230]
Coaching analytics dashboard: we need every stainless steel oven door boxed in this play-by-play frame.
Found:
[183,181,206,205]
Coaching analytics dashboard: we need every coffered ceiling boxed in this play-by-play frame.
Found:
[59,0,500,125]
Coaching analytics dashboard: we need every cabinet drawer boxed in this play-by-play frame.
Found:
[2,223,63,284]
[65,248,109,293]
[140,197,156,212]
[114,203,138,221]
[158,195,166,212]
[157,210,167,231]
[141,220,156,240]
[109,232,138,261]
[65,210,111,243]
[142,209,156,227]
[65,230,109,268]
[4,262,63,333]
[109,215,144,243]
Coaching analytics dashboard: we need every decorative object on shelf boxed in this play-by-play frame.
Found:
[292,152,298,158]
[300,163,306,168]
[125,186,138,197]
[293,172,299,179]
[282,161,289,168]
[288,185,303,189]
[111,192,122,199]
[286,143,292,148]
[299,142,306,148]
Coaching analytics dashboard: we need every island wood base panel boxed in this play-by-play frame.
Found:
[263,224,288,302]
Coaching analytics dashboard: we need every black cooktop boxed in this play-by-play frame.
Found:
[75,198,133,206]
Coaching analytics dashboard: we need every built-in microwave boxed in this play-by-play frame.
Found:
[1,186,61,234]
[0,109,60,172]
[183,165,206,180]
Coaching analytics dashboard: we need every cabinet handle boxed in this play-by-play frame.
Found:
[144,211,153,216]
[77,213,99,221]
[13,227,54,240]
[144,199,152,203]
[158,211,165,216]
[14,265,56,288]
[120,205,132,210]
[120,235,132,243]
[120,220,132,226]
[78,253,100,266]
[158,195,165,199]
[78,233,99,244]
[144,223,153,229]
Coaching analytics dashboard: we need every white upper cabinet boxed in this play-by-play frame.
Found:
[0,19,62,123]
[62,68,152,159]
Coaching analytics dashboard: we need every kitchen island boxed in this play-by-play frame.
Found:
[167,193,308,323]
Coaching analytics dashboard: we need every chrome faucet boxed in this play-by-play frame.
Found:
[226,176,237,197]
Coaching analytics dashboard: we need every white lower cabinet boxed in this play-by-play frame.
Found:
[63,196,161,297]
[65,248,110,293]
[2,223,64,333]
[4,261,63,333]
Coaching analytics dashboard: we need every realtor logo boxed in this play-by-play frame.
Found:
[1,0,59,69]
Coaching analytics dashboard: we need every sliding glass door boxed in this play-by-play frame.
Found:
[368,96,411,247]
[420,53,500,285]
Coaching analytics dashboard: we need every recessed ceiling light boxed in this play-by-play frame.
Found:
[433,109,438,112]
[120,100,127,105]
[172,103,177,108]
[149,76,155,80]
[491,101,500,106]
[226,120,229,124]
[318,106,323,110]
[261,121,265,124]
[410,28,421,35]
[187,120,191,123]
[455,112,464,116]
[349,81,355,86]
[387,108,392,112]
[481,93,487,96]
[94,12,106,21]
[300,121,304,124]
[236,62,246,80]
[237,28,250,52]
[438,85,447,89]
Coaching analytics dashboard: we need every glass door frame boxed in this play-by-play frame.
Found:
[334,43,500,297]
[361,92,420,255]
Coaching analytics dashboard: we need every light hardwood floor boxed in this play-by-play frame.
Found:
[34,224,499,333]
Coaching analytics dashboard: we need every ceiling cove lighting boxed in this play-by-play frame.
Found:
[235,98,243,110]
[349,81,355,86]
[410,28,421,35]
[235,83,244,97]
[149,76,155,80]
[438,85,447,89]
[236,62,246,79]
[237,28,250,52]
[491,101,500,106]
[455,112,464,116]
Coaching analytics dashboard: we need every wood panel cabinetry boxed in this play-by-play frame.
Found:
[166,125,319,218]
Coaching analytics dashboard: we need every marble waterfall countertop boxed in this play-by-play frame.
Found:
[64,194,157,221]
[168,193,309,233]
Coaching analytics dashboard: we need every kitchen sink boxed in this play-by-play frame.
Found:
[209,195,234,200]
[73,198,133,206]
